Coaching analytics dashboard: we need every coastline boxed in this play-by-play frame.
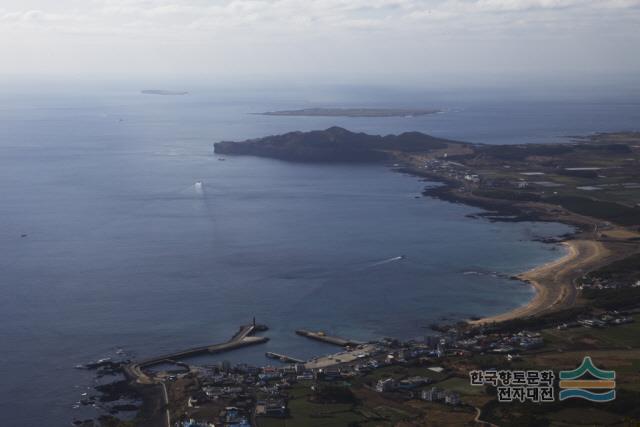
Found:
[214,131,640,326]
[470,240,595,324]
[470,231,640,324]
[397,164,630,326]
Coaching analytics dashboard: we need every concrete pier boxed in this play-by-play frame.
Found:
[125,322,269,383]
[265,352,305,364]
[295,329,364,347]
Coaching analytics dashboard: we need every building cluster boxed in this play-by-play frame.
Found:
[254,399,287,417]
[375,377,462,406]
[578,276,640,290]
[421,159,475,183]
[174,337,462,425]
[453,330,544,354]
[171,313,637,426]
[555,311,635,329]
[375,376,433,393]
[421,387,461,405]
[180,419,216,427]
[181,362,297,426]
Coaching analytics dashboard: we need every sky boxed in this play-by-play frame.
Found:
[1,0,640,85]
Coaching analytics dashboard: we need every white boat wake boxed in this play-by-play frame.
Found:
[369,255,405,267]
[194,181,204,195]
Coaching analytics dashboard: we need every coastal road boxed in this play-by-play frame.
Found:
[161,382,170,427]
[547,240,610,309]
[474,406,499,427]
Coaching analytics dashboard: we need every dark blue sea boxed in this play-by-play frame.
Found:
[0,83,638,425]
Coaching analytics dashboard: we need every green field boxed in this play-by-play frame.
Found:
[257,383,364,427]
[434,377,485,396]
[256,379,430,427]
[542,315,640,349]
[357,364,448,383]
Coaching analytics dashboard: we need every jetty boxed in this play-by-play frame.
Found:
[265,352,305,364]
[295,329,364,347]
[125,320,268,383]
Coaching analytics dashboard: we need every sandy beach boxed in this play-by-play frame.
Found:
[471,239,611,324]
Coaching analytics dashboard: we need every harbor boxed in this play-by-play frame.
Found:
[123,324,371,383]
[124,320,269,383]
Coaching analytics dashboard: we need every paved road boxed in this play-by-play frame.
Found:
[161,382,170,427]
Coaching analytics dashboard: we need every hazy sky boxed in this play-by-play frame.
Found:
[1,0,639,84]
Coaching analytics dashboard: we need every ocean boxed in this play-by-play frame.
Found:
[0,83,638,425]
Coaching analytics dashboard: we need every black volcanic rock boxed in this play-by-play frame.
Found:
[214,127,458,162]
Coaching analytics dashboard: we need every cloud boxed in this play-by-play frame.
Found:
[2,0,639,35]
[0,0,638,79]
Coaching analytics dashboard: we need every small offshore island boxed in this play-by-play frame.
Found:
[141,89,189,96]
[88,128,640,427]
[258,107,440,117]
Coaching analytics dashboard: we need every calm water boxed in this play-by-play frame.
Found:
[0,85,638,425]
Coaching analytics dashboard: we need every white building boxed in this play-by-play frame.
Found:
[376,378,396,393]
[445,391,461,405]
[421,387,444,402]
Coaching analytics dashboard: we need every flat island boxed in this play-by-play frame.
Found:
[258,107,440,117]
[141,89,188,96]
